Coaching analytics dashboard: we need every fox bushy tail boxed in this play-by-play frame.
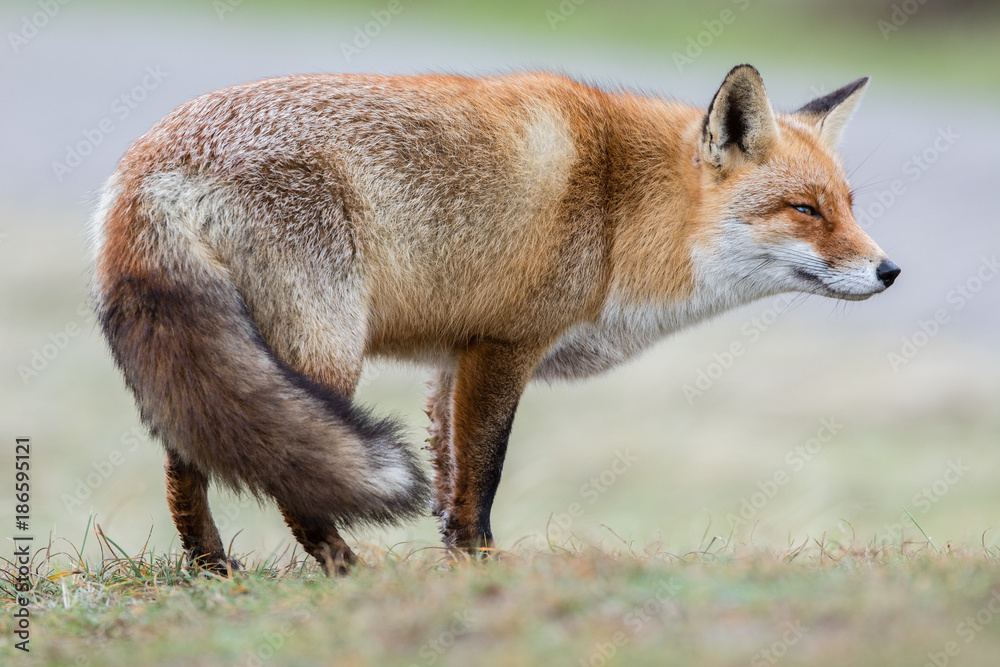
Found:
[91,178,430,528]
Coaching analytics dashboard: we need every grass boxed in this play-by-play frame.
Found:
[3,525,1000,666]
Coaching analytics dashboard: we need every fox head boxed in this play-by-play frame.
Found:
[694,64,899,302]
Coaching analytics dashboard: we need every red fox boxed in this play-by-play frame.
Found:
[91,64,899,572]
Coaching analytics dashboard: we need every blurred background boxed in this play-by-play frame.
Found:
[2,0,998,563]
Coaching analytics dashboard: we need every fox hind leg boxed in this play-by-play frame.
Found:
[426,370,457,541]
[278,507,357,576]
[164,448,241,574]
[273,352,365,575]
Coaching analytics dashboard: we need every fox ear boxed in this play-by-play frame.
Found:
[700,64,778,170]
[795,77,869,149]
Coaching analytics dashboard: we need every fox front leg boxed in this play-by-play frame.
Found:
[442,341,540,554]
[426,370,457,536]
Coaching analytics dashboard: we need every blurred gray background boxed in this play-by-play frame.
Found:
[2,0,998,561]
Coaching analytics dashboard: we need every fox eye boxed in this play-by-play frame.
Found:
[791,204,818,216]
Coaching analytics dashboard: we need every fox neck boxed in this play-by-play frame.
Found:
[599,97,783,341]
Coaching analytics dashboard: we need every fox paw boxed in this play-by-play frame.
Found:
[188,550,242,576]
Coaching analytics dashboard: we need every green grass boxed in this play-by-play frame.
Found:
[4,526,1000,666]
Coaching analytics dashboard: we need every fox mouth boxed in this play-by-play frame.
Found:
[823,289,877,301]
[794,268,879,301]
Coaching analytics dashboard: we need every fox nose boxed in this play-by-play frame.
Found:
[876,259,901,287]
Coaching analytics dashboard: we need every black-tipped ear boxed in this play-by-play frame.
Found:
[795,77,869,149]
[700,64,778,170]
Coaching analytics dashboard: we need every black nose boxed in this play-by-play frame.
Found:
[876,259,901,287]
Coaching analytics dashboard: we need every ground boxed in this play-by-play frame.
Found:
[4,536,1000,666]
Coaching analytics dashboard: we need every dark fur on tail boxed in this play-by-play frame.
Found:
[93,189,430,530]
